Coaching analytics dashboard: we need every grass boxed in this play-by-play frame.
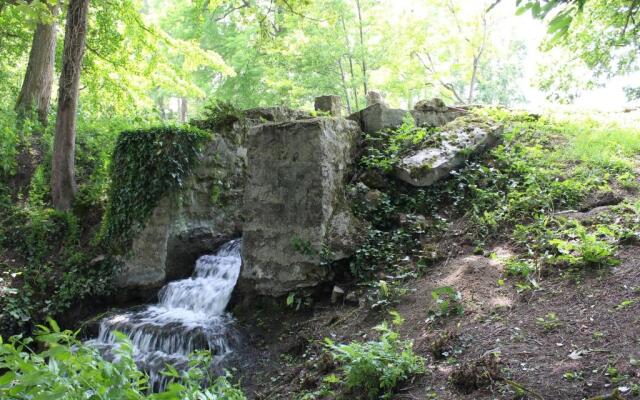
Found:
[552,119,640,170]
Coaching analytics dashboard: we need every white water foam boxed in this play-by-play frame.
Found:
[89,239,242,391]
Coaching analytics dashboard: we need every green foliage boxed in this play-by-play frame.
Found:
[549,224,620,268]
[428,286,464,320]
[0,204,117,334]
[536,312,561,332]
[325,321,424,400]
[514,217,621,273]
[0,321,246,399]
[367,280,410,310]
[360,115,433,172]
[100,126,210,254]
[193,100,244,132]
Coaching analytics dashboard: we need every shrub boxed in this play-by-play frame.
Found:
[0,320,246,400]
[325,322,424,399]
[0,205,117,334]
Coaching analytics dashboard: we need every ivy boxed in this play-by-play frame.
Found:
[100,126,210,254]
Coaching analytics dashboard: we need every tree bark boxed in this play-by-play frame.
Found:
[15,4,59,124]
[354,0,368,96]
[340,16,360,110]
[51,0,89,211]
[338,58,352,114]
[467,12,488,104]
[179,97,188,122]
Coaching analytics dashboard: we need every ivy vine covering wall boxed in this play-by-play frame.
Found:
[100,126,210,254]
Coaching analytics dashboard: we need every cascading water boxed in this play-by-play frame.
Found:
[90,239,242,391]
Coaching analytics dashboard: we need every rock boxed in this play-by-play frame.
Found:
[414,98,448,112]
[345,291,359,305]
[395,116,503,187]
[348,103,413,134]
[315,95,342,117]
[411,109,462,128]
[242,117,362,296]
[366,91,387,107]
[331,286,345,304]
[357,169,391,189]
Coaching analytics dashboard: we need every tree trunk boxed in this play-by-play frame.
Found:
[15,4,59,125]
[468,56,479,104]
[355,0,368,96]
[51,0,89,211]
[179,97,188,122]
[340,16,360,110]
[338,58,352,114]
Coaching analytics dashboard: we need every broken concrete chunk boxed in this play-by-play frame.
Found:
[315,95,342,117]
[366,91,387,107]
[414,98,448,112]
[395,117,503,187]
[331,285,345,304]
[348,103,413,134]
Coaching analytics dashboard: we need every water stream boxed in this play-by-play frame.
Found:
[90,239,242,391]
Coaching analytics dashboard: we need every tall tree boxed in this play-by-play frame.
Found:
[51,0,89,211]
[15,3,58,125]
[354,0,368,96]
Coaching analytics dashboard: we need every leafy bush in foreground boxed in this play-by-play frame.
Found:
[325,322,424,399]
[0,321,245,400]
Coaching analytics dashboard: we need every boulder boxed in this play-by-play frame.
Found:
[411,98,465,128]
[349,100,463,134]
[395,117,503,187]
[241,117,362,295]
[414,98,448,112]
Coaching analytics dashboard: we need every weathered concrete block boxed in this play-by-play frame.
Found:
[242,117,361,295]
[348,103,413,134]
[315,95,342,117]
[366,91,387,107]
[395,117,503,187]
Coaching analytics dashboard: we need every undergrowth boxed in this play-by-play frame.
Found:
[324,319,424,400]
[0,320,246,399]
[349,108,636,290]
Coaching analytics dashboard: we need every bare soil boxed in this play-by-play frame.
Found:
[233,204,640,400]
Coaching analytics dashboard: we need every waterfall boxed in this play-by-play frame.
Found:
[90,239,242,391]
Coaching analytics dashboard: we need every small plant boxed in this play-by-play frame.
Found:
[325,320,425,399]
[367,280,410,309]
[562,371,583,381]
[428,286,464,321]
[450,354,501,394]
[286,290,313,311]
[536,312,561,332]
[428,330,460,360]
[292,236,317,257]
[549,224,619,269]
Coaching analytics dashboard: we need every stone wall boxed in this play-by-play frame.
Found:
[116,135,245,300]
